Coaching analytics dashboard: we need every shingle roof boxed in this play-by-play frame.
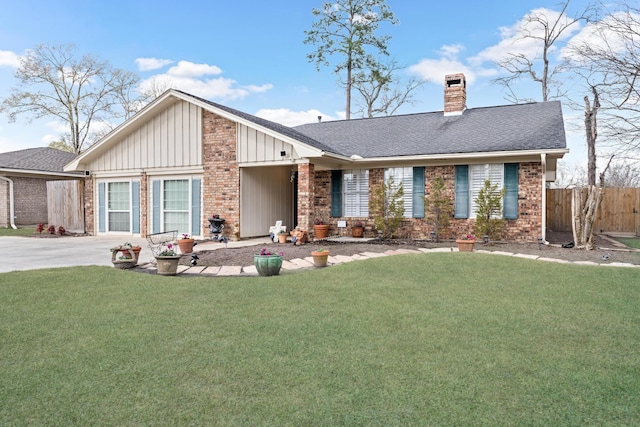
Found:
[293,101,567,158]
[0,147,78,173]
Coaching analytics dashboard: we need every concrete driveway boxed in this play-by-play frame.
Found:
[0,235,151,274]
[0,235,272,274]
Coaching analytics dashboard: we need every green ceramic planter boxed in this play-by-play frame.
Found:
[254,254,283,276]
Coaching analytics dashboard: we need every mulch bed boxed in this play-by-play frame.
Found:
[181,231,640,267]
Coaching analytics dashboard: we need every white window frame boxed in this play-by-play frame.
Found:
[469,163,504,219]
[106,181,132,233]
[384,167,413,218]
[343,169,369,217]
[161,178,191,235]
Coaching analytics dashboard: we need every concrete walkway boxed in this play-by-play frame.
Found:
[1,235,637,275]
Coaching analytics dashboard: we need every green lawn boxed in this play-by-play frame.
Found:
[1,254,639,426]
[0,226,36,237]
[613,236,640,250]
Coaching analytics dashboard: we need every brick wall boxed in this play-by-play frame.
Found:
[0,179,8,227]
[312,163,544,241]
[84,176,94,234]
[13,177,48,225]
[298,163,314,231]
[202,110,240,240]
[140,172,147,237]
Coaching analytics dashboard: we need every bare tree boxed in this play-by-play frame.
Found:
[353,61,424,118]
[304,0,398,120]
[572,86,603,250]
[0,43,140,154]
[139,75,175,103]
[351,60,423,117]
[493,0,592,103]
[601,159,640,187]
[565,2,640,154]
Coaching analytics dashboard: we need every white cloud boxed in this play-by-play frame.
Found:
[166,61,222,78]
[135,57,174,71]
[0,50,20,68]
[408,44,478,84]
[471,8,582,66]
[138,74,273,101]
[560,11,640,62]
[255,108,337,127]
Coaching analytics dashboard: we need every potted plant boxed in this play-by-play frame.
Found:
[117,242,142,262]
[456,234,476,252]
[351,221,364,238]
[254,247,283,276]
[155,242,181,275]
[311,247,329,267]
[177,233,195,254]
[277,229,288,243]
[110,244,139,269]
[313,219,330,239]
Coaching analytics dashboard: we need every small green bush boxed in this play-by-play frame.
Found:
[474,179,505,240]
[370,175,405,238]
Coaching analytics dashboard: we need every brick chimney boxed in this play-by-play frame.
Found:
[444,73,466,115]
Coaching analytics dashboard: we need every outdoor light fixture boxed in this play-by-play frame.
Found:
[429,231,436,241]
[483,235,489,244]
[538,237,544,249]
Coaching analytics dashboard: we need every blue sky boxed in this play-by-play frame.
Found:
[0,0,594,166]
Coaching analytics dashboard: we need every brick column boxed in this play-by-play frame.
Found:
[84,176,94,235]
[297,162,314,231]
[140,171,148,237]
[202,110,240,239]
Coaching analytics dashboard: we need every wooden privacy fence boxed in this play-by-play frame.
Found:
[546,187,640,236]
[47,180,85,233]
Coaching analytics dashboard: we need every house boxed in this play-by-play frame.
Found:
[64,73,568,241]
[0,147,81,228]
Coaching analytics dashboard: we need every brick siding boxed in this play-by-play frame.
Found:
[312,163,544,241]
[202,110,239,240]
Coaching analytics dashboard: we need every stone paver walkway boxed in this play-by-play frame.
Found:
[134,246,639,276]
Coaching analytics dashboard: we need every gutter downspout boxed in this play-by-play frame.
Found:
[0,176,17,229]
[540,154,547,243]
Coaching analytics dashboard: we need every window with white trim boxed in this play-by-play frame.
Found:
[163,179,190,233]
[384,167,413,218]
[107,182,131,232]
[469,164,504,218]
[343,169,369,217]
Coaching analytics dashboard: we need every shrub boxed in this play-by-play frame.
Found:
[47,225,56,234]
[474,179,505,240]
[370,175,405,238]
[424,176,453,242]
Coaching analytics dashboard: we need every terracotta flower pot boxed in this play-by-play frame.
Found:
[313,224,330,239]
[278,234,287,243]
[351,226,364,238]
[178,238,195,254]
[456,239,475,252]
[311,250,329,267]
[254,255,283,276]
[118,245,141,261]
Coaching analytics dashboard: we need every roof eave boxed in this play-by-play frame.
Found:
[346,148,569,165]
[1,167,84,178]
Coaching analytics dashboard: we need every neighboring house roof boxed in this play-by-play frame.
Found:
[0,147,80,176]
[293,101,567,158]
